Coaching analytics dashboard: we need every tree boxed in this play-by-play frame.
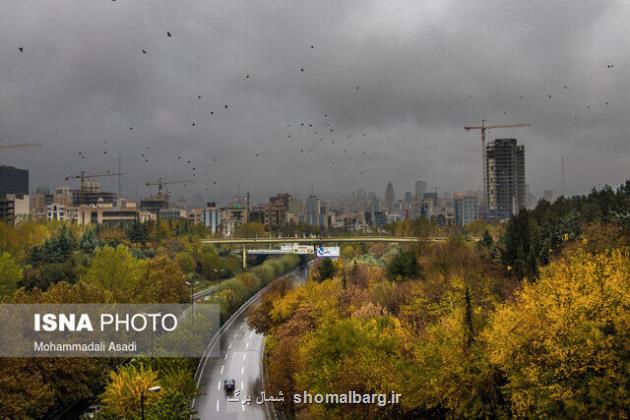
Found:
[100,364,160,418]
[483,247,630,418]
[318,258,336,282]
[0,252,22,298]
[82,245,145,301]
[386,249,419,280]
[234,222,266,238]
[79,228,98,254]
[145,391,195,420]
[126,221,148,244]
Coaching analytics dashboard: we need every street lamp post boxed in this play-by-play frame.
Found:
[140,385,161,420]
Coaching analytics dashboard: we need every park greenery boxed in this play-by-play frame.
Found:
[249,182,630,419]
[0,182,628,418]
[0,219,298,419]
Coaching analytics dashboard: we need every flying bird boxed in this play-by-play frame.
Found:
[18,47,23,52]
[300,68,304,72]
[142,49,147,54]
[224,105,228,109]
[607,64,614,68]
[167,31,172,37]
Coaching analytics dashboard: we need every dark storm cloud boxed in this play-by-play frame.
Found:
[1,0,628,204]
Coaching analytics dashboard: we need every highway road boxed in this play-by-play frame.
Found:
[193,266,308,420]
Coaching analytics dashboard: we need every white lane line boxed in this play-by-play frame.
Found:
[228,342,232,349]
[249,331,254,338]
[241,366,244,375]
[245,342,249,349]
[242,403,245,411]
[233,332,238,338]
[220,365,224,375]
[241,381,244,391]
[216,400,220,412]
[243,353,247,360]
[224,352,229,360]
[217,381,221,390]
[240,323,244,329]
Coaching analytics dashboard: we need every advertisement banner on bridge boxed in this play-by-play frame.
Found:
[315,245,340,258]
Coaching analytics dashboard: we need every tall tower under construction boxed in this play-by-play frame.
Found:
[485,138,526,220]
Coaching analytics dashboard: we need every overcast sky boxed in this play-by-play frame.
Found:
[1,0,629,204]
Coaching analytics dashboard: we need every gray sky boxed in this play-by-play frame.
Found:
[1,0,629,204]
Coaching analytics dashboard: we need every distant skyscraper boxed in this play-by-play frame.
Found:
[485,138,526,219]
[305,194,321,226]
[414,180,427,201]
[404,191,413,204]
[385,182,395,211]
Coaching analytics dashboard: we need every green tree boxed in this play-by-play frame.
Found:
[317,258,336,282]
[82,245,145,301]
[145,391,195,420]
[0,252,22,298]
[386,249,419,280]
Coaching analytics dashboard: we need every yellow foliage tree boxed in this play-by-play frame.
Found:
[100,364,161,418]
[483,247,630,418]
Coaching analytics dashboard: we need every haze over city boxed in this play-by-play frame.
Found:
[2,0,630,204]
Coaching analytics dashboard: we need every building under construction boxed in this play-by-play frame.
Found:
[485,138,526,220]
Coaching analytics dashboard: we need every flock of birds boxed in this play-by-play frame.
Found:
[13,21,621,197]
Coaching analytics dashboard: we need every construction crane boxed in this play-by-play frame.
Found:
[0,142,43,149]
[145,178,193,194]
[65,170,123,184]
[464,120,530,210]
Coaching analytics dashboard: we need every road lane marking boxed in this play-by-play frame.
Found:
[241,381,244,391]
[240,323,244,329]
[220,365,224,375]
[242,403,245,411]
[216,400,220,412]
[245,342,249,349]
[217,381,221,390]
[241,366,244,375]
[224,352,228,360]
[228,342,232,349]
[243,353,247,360]
[249,331,254,338]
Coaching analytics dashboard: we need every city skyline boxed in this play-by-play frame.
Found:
[2,1,630,204]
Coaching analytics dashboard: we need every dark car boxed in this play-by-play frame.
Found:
[224,379,236,392]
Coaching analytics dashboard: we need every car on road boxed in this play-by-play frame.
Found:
[224,378,236,392]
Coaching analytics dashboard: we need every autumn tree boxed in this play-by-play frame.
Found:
[483,247,630,418]
[100,364,161,418]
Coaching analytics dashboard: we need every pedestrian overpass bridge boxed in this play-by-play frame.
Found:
[199,236,473,269]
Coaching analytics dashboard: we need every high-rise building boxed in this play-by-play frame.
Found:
[453,193,479,226]
[202,202,220,234]
[485,138,526,220]
[305,195,321,226]
[414,180,427,201]
[0,165,29,198]
[384,182,395,212]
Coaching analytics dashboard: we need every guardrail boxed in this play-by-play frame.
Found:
[200,236,450,245]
